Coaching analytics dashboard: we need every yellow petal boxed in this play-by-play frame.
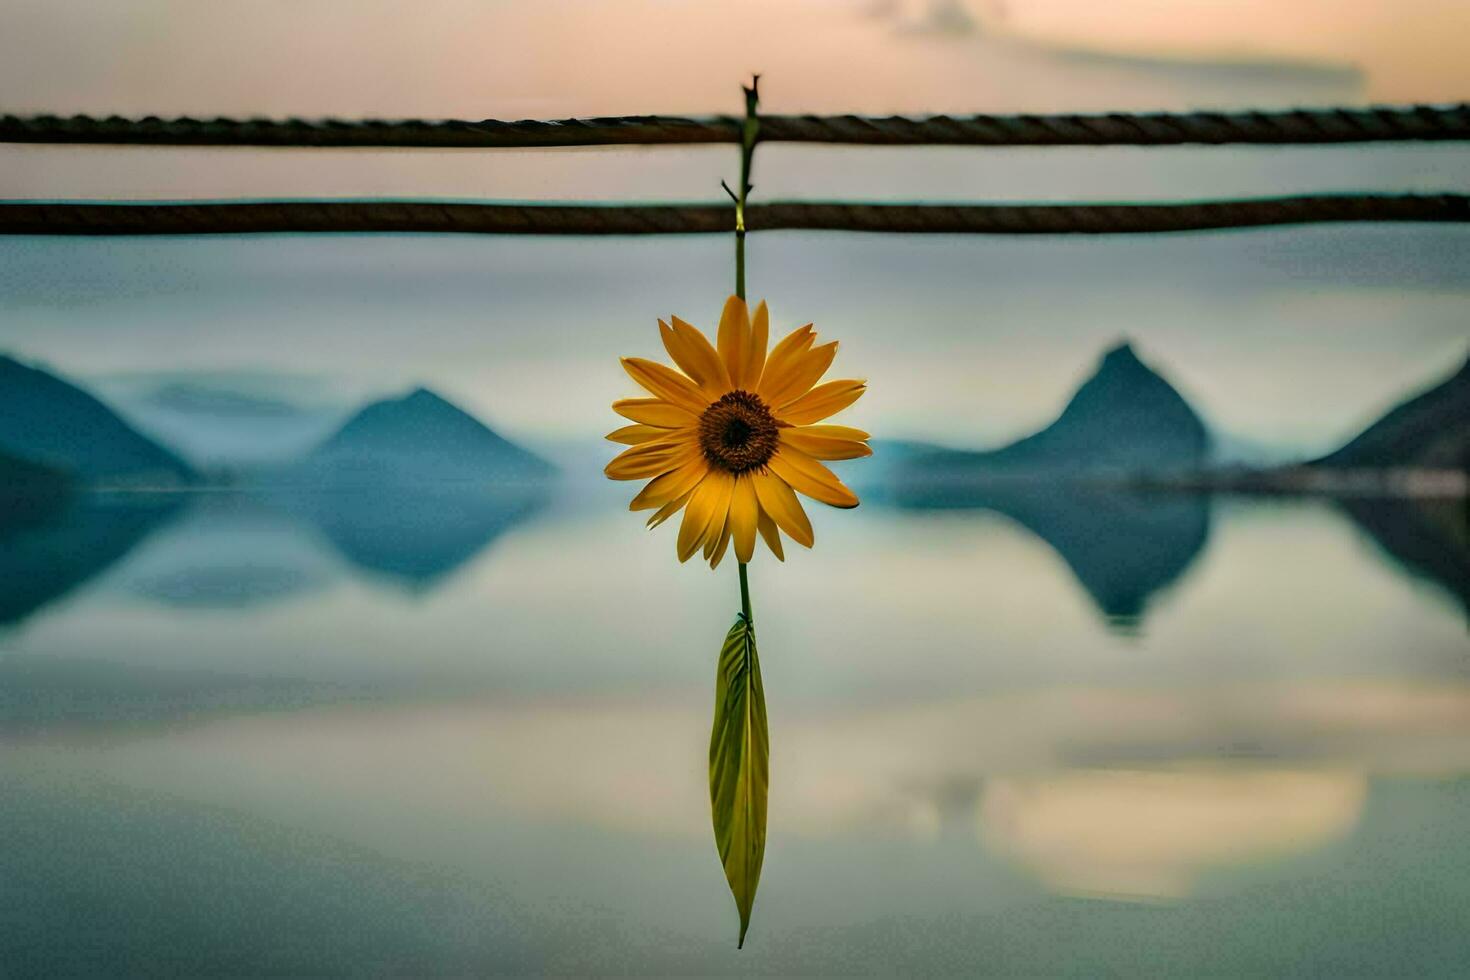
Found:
[613,397,698,428]
[795,424,869,441]
[617,433,697,455]
[607,423,677,445]
[756,507,785,561]
[604,437,698,481]
[663,316,730,395]
[730,474,759,564]
[766,323,815,364]
[708,517,733,569]
[630,455,710,510]
[677,470,735,562]
[621,357,709,414]
[780,426,873,461]
[775,380,866,426]
[766,447,860,509]
[704,508,726,560]
[751,470,814,548]
[767,341,838,409]
[716,295,751,389]
[647,490,692,528]
[677,475,719,561]
[744,301,769,392]
[756,325,815,403]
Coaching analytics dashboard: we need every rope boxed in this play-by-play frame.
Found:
[0,114,736,148]
[4,104,1468,148]
[762,104,1470,146]
[2,195,1464,236]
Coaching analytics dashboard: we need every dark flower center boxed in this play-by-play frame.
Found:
[699,389,779,474]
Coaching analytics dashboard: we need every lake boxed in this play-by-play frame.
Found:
[1,481,1466,975]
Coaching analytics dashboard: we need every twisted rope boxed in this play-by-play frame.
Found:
[2,195,1464,236]
[3,104,1468,148]
[0,114,737,148]
[762,104,1470,146]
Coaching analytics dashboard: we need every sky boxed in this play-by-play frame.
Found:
[4,0,1469,116]
[1,0,1468,454]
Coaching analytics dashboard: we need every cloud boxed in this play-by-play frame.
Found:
[1039,41,1364,95]
[853,0,1364,103]
[866,0,990,37]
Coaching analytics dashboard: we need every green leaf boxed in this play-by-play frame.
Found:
[709,612,769,948]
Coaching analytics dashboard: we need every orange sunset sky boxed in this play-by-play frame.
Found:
[2,0,1467,118]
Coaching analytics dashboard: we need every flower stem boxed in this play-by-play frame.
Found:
[738,560,753,625]
[735,226,745,302]
[734,77,761,619]
[734,76,759,303]
[735,231,745,301]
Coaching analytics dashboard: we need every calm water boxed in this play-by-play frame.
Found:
[1,481,1466,975]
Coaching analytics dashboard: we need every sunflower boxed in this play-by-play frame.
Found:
[605,295,870,568]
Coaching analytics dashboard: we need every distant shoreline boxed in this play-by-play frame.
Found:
[1128,466,1467,500]
[879,465,1468,501]
[8,467,1465,502]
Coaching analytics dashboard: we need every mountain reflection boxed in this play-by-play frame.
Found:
[0,483,549,629]
[271,483,548,592]
[0,494,182,626]
[117,494,339,608]
[884,479,1211,628]
[1337,496,1469,617]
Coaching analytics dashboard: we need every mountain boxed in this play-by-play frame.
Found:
[0,450,69,496]
[1313,354,1470,470]
[293,387,552,485]
[897,341,1210,478]
[0,355,194,485]
[0,451,71,529]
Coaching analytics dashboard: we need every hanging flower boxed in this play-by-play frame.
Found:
[605,295,869,568]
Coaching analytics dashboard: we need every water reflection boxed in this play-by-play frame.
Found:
[0,494,182,625]
[272,484,548,592]
[1338,496,1469,616]
[882,480,1210,629]
[0,487,1467,973]
[0,484,551,629]
[117,494,338,608]
[0,652,380,733]
[980,768,1366,900]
